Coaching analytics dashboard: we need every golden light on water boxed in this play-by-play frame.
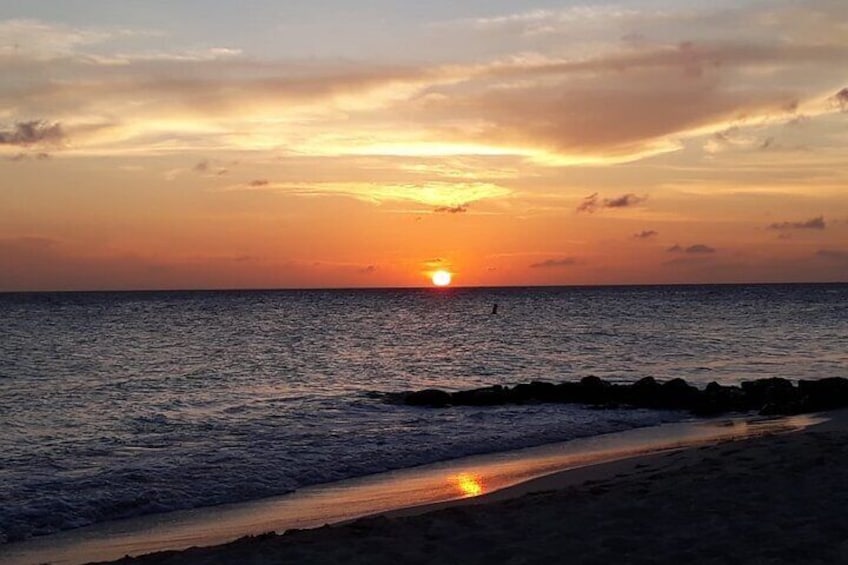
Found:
[454,473,484,497]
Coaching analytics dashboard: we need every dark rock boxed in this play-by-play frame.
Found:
[554,381,583,403]
[627,377,662,408]
[451,385,508,406]
[579,375,612,404]
[404,389,451,408]
[741,378,797,413]
[510,381,557,403]
[798,377,848,411]
[392,375,846,417]
[693,382,746,416]
[658,378,701,410]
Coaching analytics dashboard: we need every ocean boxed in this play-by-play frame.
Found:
[1,283,846,544]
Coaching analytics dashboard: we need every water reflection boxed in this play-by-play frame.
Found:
[454,473,484,497]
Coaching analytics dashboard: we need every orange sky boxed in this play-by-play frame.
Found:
[1,1,847,290]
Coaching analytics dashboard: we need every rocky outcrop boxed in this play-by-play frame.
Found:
[391,376,848,417]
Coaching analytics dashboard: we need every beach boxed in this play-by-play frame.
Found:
[106,410,848,565]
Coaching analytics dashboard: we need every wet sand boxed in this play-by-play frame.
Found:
[102,410,848,565]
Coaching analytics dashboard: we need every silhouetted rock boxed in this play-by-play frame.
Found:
[627,377,663,408]
[798,377,848,411]
[511,381,558,403]
[452,385,508,406]
[579,376,611,404]
[396,375,848,417]
[659,378,701,410]
[554,381,584,403]
[404,389,451,408]
[741,378,797,414]
[693,382,746,416]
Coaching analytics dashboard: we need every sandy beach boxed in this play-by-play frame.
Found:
[101,410,848,565]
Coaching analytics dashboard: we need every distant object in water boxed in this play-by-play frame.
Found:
[491,303,498,315]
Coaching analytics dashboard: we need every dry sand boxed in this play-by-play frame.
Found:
[107,410,848,565]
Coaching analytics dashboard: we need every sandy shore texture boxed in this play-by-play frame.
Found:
[105,411,848,565]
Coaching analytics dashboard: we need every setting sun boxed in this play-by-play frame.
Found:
[431,270,452,287]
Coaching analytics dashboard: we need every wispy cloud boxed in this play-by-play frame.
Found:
[577,192,647,213]
[529,257,579,268]
[767,216,826,231]
[0,121,64,146]
[832,87,848,112]
[633,230,658,239]
[226,180,510,208]
[433,203,468,214]
[667,244,716,254]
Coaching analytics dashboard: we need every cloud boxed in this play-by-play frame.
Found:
[193,160,209,172]
[433,203,468,214]
[604,193,647,208]
[530,257,578,268]
[633,230,658,239]
[576,193,599,213]
[2,5,846,163]
[224,180,509,208]
[358,265,377,274]
[668,244,716,254]
[0,121,64,146]
[767,216,826,231]
[576,192,647,213]
[832,88,848,112]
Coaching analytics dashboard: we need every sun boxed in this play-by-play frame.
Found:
[431,270,452,287]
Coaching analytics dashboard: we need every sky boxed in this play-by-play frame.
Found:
[1,0,846,290]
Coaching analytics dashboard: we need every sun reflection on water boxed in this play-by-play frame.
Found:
[454,473,484,497]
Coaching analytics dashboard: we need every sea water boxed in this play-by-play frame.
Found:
[1,284,846,543]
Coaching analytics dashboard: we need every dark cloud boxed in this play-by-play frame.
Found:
[434,203,468,214]
[577,192,646,213]
[530,257,578,269]
[633,230,658,239]
[0,121,64,146]
[576,193,599,213]
[605,193,647,208]
[768,216,826,231]
[668,244,716,254]
[248,179,270,187]
[358,265,377,274]
[193,160,209,172]
[833,87,848,112]
[686,244,716,254]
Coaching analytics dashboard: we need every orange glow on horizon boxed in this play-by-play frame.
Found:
[454,473,484,497]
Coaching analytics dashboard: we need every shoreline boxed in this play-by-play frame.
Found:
[0,412,823,565]
[110,408,848,564]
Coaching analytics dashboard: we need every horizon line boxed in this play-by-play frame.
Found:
[1,280,846,295]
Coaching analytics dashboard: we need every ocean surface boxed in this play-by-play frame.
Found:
[1,283,846,544]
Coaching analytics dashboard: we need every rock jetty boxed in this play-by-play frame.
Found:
[391,376,848,416]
